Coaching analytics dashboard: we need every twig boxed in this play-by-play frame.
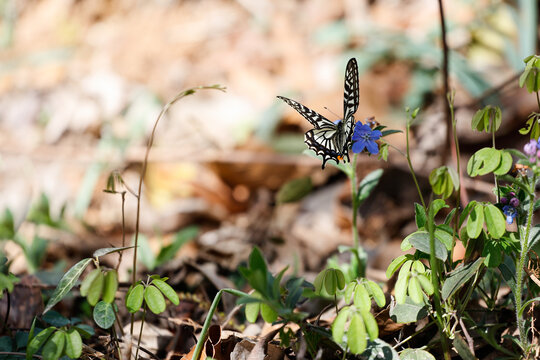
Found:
[438,0,451,166]
[0,352,42,359]
[458,317,475,354]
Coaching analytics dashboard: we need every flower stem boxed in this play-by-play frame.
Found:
[405,118,426,209]
[351,153,359,250]
[515,174,536,346]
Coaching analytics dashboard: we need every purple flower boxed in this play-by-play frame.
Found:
[524,140,537,156]
[500,197,508,204]
[509,197,520,207]
[502,205,517,224]
[352,122,382,154]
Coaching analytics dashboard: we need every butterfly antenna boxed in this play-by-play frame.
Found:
[324,106,341,119]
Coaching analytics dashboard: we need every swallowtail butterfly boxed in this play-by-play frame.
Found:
[277,58,359,169]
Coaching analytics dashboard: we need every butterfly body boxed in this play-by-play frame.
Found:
[277,58,359,169]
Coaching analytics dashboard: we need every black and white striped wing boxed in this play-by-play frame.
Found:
[304,128,342,169]
[277,96,335,129]
[343,58,359,123]
[341,58,359,162]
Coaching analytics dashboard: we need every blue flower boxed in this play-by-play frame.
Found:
[502,205,517,224]
[352,122,382,154]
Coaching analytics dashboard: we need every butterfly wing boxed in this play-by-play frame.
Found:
[277,96,335,129]
[341,58,359,162]
[278,95,343,168]
[304,128,342,169]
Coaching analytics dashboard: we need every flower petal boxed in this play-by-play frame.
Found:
[366,140,379,154]
[352,140,367,153]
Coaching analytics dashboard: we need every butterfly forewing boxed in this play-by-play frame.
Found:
[343,58,359,121]
[276,96,335,129]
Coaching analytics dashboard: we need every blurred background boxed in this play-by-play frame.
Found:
[0,0,538,280]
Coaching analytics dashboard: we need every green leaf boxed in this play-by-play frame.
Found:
[483,204,506,239]
[93,301,115,329]
[459,201,477,227]
[493,151,513,175]
[260,303,278,323]
[482,241,503,268]
[151,279,179,305]
[395,261,411,305]
[126,284,144,313]
[93,246,136,258]
[417,274,434,295]
[386,255,409,279]
[357,169,383,203]
[361,310,379,340]
[26,327,56,360]
[353,283,371,311]
[407,231,448,261]
[400,348,436,360]
[414,203,426,228]
[44,258,93,314]
[155,226,198,266]
[435,227,453,251]
[441,258,483,300]
[467,148,501,177]
[389,297,429,323]
[245,299,260,323]
[407,277,423,304]
[332,306,350,344]
[65,328,83,359]
[102,270,118,304]
[348,313,367,354]
[365,280,385,307]
[41,330,65,360]
[144,285,166,314]
[42,311,70,328]
[430,199,448,218]
[466,203,484,239]
[80,268,100,297]
[86,270,104,306]
[276,177,313,203]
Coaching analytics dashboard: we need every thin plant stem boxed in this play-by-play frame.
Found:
[427,204,451,360]
[192,288,248,360]
[437,0,451,166]
[536,90,540,110]
[129,85,225,336]
[134,305,147,360]
[0,352,42,359]
[515,175,537,346]
[116,191,126,272]
[405,119,426,209]
[448,92,461,265]
[351,153,359,249]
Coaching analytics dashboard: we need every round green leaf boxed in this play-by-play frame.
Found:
[144,285,166,314]
[466,203,484,239]
[65,328,82,359]
[483,204,506,239]
[313,270,325,294]
[152,279,179,305]
[417,274,434,295]
[260,303,278,323]
[408,277,423,304]
[102,270,118,304]
[365,280,385,307]
[332,306,351,344]
[80,268,100,297]
[93,301,115,329]
[42,330,65,360]
[86,270,104,306]
[126,283,144,313]
[394,275,408,305]
[353,283,371,311]
[344,282,356,303]
[467,148,501,177]
[401,348,436,360]
[493,151,513,175]
[348,313,367,355]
